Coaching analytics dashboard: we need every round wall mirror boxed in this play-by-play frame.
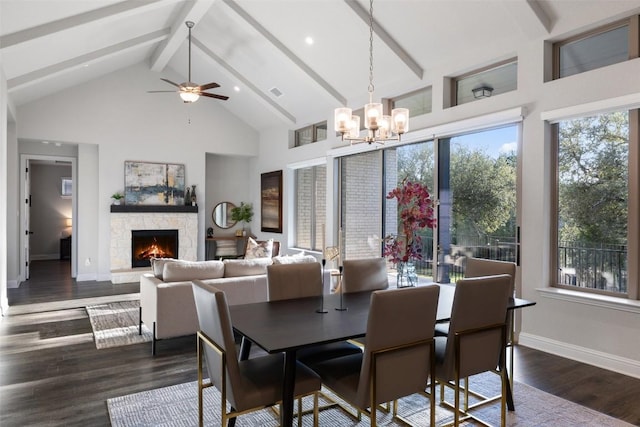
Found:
[212,201,237,229]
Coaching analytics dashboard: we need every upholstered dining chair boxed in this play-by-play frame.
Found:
[436,257,518,388]
[342,257,389,294]
[266,262,363,365]
[307,285,440,427]
[434,274,511,427]
[192,280,321,427]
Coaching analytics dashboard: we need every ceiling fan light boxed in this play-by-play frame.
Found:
[180,91,200,103]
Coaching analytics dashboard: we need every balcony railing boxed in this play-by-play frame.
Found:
[558,241,627,293]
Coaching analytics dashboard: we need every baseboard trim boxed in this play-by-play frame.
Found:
[76,273,98,282]
[7,279,19,289]
[519,332,640,379]
[30,254,60,261]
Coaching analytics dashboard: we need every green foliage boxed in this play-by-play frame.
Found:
[111,192,124,200]
[558,112,628,245]
[231,202,253,225]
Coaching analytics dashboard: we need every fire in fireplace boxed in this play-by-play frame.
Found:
[131,229,178,268]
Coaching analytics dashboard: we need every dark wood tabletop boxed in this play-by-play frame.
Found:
[228,283,536,426]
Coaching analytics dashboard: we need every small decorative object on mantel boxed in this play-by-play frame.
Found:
[383,179,436,288]
[190,185,197,206]
[111,192,124,205]
[184,186,191,206]
[231,202,253,236]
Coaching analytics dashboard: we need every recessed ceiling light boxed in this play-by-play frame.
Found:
[305,36,314,45]
[42,141,49,144]
[55,143,62,147]
[234,86,240,92]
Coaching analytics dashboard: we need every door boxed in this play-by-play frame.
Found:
[24,159,31,280]
[436,125,518,283]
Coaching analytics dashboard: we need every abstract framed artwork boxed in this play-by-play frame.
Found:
[124,161,186,205]
[261,170,283,233]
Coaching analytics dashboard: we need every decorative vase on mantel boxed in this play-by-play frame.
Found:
[184,187,191,206]
[397,261,418,288]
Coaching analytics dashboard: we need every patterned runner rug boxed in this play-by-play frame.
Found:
[86,300,152,349]
[107,372,632,426]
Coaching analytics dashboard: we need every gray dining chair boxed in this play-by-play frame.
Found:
[192,280,321,427]
[342,258,389,294]
[436,257,517,388]
[307,285,440,427]
[435,274,511,426]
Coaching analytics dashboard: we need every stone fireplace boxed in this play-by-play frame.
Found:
[110,205,198,283]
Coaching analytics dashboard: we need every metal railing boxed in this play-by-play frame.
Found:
[558,241,627,293]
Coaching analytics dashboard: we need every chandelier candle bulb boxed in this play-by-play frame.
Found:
[335,107,352,133]
[348,115,361,138]
[392,108,409,134]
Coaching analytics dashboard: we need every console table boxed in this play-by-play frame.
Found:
[205,236,249,259]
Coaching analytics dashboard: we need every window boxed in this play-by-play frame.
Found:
[338,151,383,260]
[453,59,517,106]
[294,121,327,147]
[294,165,326,251]
[554,111,630,295]
[554,20,632,79]
[391,86,432,117]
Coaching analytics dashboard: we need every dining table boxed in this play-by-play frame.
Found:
[228,283,535,426]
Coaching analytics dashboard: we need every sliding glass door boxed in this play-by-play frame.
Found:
[436,125,518,283]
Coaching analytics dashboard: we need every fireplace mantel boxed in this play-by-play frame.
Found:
[110,205,198,213]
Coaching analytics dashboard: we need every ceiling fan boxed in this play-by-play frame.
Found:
[149,21,228,103]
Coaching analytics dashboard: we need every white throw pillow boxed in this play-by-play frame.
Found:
[223,258,273,277]
[245,237,273,259]
[272,254,318,265]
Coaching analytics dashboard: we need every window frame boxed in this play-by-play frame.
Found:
[451,57,518,107]
[293,164,326,252]
[550,110,640,300]
[552,16,640,80]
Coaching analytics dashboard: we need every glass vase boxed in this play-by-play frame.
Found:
[397,261,418,288]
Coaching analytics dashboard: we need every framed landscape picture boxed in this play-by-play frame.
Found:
[261,170,282,233]
[124,161,185,205]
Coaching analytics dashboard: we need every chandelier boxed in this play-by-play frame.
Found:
[334,0,409,145]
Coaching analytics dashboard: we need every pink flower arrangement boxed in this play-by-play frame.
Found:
[383,179,436,264]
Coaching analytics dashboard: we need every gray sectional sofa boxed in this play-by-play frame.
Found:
[139,254,324,354]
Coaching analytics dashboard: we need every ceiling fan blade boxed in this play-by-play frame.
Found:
[199,82,220,91]
[201,92,229,101]
[160,78,183,88]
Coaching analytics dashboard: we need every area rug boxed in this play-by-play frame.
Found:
[107,372,632,426]
[86,300,152,349]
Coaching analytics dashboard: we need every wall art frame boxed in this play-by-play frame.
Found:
[260,170,283,233]
[124,161,185,205]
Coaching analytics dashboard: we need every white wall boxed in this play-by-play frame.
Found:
[12,63,258,281]
[205,153,252,237]
[0,54,8,315]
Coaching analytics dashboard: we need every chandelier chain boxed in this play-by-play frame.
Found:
[368,0,374,99]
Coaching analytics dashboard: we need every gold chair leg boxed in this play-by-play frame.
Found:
[314,392,319,427]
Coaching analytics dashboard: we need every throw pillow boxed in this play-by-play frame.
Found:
[150,257,178,279]
[162,260,225,282]
[272,254,318,265]
[223,258,273,277]
[245,237,273,259]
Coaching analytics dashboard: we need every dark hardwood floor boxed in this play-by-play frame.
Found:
[1,260,640,426]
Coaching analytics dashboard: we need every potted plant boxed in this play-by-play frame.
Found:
[111,192,124,205]
[231,202,253,236]
[382,179,436,287]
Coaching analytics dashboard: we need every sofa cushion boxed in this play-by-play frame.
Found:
[272,254,318,265]
[150,257,178,279]
[223,258,273,277]
[162,260,225,282]
[245,237,273,259]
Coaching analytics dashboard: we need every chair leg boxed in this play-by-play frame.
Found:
[152,321,157,356]
[313,392,319,427]
[297,397,302,427]
[138,307,142,335]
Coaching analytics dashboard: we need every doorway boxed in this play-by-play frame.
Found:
[20,154,77,284]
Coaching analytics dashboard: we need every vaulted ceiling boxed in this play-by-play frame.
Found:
[2,0,640,132]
